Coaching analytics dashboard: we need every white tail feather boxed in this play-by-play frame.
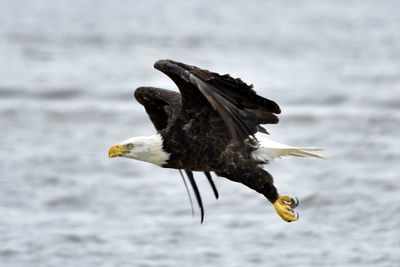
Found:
[252,137,326,162]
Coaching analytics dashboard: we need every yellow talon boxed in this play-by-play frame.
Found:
[273,195,299,222]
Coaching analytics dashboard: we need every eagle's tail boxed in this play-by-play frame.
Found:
[252,137,326,162]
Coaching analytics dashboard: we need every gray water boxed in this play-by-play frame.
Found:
[1,1,400,266]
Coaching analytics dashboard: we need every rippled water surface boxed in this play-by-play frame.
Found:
[1,1,400,266]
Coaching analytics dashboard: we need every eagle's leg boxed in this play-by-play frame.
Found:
[216,166,299,222]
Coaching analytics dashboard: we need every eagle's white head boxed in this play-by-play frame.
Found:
[108,134,170,166]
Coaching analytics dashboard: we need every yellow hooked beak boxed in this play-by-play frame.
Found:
[108,144,129,158]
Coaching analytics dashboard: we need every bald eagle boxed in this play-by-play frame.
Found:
[108,60,324,223]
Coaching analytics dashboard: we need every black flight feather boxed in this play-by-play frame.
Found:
[204,171,219,199]
[178,169,194,217]
[184,170,204,224]
[191,74,257,144]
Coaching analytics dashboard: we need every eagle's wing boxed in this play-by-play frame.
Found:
[134,87,181,132]
[154,60,281,143]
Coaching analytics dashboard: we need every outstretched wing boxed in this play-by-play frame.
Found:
[134,87,181,132]
[154,59,281,143]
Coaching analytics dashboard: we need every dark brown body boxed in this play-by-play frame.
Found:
[161,109,233,171]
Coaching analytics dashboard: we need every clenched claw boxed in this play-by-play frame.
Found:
[273,195,299,222]
[288,197,299,209]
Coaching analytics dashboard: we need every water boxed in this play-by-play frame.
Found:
[1,1,400,266]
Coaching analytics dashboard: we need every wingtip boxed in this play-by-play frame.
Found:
[184,170,205,224]
[154,59,171,70]
[204,172,219,200]
[178,169,195,217]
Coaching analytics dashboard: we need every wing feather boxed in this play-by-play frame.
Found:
[154,60,280,143]
[204,172,219,199]
[191,75,257,143]
[134,87,181,131]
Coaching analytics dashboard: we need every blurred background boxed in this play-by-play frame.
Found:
[1,0,399,266]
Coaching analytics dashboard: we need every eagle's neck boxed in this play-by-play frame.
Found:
[126,134,170,166]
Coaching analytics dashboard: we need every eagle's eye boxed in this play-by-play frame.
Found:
[127,143,134,149]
